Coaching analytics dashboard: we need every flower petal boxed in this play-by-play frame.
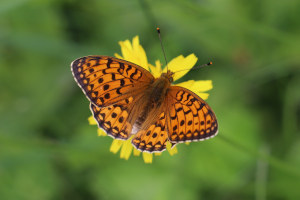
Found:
[163,54,198,81]
[193,80,213,92]
[119,40,133,62]
[114,53,123,59]
[142,152,153,164]
[132,36,149,69]
[120,138,133,160]
[97,128,107,136]
[149,60,162,78]
[118,36,149,70]
[110,139,123,154]
[197,92,209,100]
[148,64,157,77]
[166,141,178,156]
[133,148,141,156]
[154,152,162,156]
[176,80,212,100]
[88,116,97,125]
[176,80,195,88]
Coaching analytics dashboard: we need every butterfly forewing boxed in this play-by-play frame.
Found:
[71,56,154,107]
[166,86,218,143]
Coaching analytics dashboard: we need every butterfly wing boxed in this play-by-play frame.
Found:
[71,56,154,107]
[90,96,135,140]
[131,112,170,152]
[166,86,218,143]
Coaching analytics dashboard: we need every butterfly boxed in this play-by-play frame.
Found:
[71,56,218,153]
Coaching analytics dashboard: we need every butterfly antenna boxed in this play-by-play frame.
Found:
[173,61,213,73]
[157,27,169,71]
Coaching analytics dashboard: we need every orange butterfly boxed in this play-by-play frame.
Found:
[71,55,218,153]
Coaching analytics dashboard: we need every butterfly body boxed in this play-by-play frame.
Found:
[122,73,171,135]
[147,72,172,106]
[72,56,218,153]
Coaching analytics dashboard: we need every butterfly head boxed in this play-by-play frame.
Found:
[161,70,174,83]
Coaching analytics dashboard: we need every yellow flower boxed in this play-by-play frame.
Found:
[89,36,213,163]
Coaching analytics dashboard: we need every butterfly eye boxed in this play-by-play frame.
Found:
[169,77,173,83]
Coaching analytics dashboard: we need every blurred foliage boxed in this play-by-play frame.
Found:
[0,0,300,199]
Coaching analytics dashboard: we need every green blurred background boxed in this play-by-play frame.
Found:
[1,0,300,199]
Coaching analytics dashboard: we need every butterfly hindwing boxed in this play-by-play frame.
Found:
[132,112,170,152]
[90,97,135,140]
[71,56,154,107]
[166,86,218,143]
